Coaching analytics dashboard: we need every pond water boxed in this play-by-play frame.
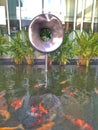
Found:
[0,64,98,130]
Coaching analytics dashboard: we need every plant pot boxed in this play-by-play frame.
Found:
[25,56,33,65]
[59,61,66,66]
[14,58,21,64]
[48,59,52,66]
[77,59,90,67]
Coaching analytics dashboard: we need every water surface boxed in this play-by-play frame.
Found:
[0,65,98,130]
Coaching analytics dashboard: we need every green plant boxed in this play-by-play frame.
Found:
[9,29,34,64]
[49,33,74,65]
[40,28,51,41]
[21,29,35,64]
[0,34,8,57]
[73,30,98,67]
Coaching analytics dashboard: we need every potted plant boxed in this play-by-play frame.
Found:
[9,29,34,64]
[0,34,8,58]
[73,30,98,68]
[49,33,74,65]
[21,29,34,65]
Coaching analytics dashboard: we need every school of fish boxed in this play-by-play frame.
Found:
[0,80,94,130]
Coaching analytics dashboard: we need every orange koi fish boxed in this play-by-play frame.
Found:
[62,113,93,130]
[0,124,24,130]
[36,121,55,130]
[11,98,24,110]
[39,102,48,114]
[61,87,74,97]
[0,109,10,121]
[31,105,37,113]
[59,80,67,85]
[67,91,74,97]
[61,87,68,92]
[33,83,44,88]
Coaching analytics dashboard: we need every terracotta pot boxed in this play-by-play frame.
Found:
[25,56,33,65]
[48,59,52,66]
[14,58,20,64]
[59,61,67,66]
[77,59,86,66]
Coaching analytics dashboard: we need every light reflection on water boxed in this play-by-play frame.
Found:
[0,65,98,130]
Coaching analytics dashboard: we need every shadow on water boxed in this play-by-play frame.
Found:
[0,65,98,130]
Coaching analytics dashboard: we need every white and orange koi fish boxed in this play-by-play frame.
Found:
[33,83,44,88]
[62,113,93,130]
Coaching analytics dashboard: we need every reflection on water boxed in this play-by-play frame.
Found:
[0,65,98,130]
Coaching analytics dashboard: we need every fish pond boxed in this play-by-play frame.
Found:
[0,64,98,130]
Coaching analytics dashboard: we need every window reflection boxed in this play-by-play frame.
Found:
[0,0,98,35]
[0,0,6,35]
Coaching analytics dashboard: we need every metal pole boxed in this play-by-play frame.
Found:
[42,0,44,14]
[80,0,85,32]
[42,0,48,88]
[18,0,22,30]
[45,53,48,72]
[73,0,77,30]
[6,0,10,35]
[45,53,48,88]
[91,0,96,32]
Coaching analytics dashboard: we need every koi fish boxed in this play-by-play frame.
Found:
[0,124,24,130]
[36,117,46,124]
[11,98,24,110]
[61,87,74,97]
[0,109,10,121]
[59,80,67,84]
[39,102,48,114]
[67,91,74,97]
[36,121,55,130]
[33,83,44,88]
[31,105,37,113]
[62,113,93,130]
[61,87,68,92]
[0,90,6,98]
[30,105,42,117]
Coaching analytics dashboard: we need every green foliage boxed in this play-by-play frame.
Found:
[9,29,34,64]
[0,34,8,57]
[40,28,51,41]
[49,33,74,64]
[73,30,98,67]
[21,29,34,57]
